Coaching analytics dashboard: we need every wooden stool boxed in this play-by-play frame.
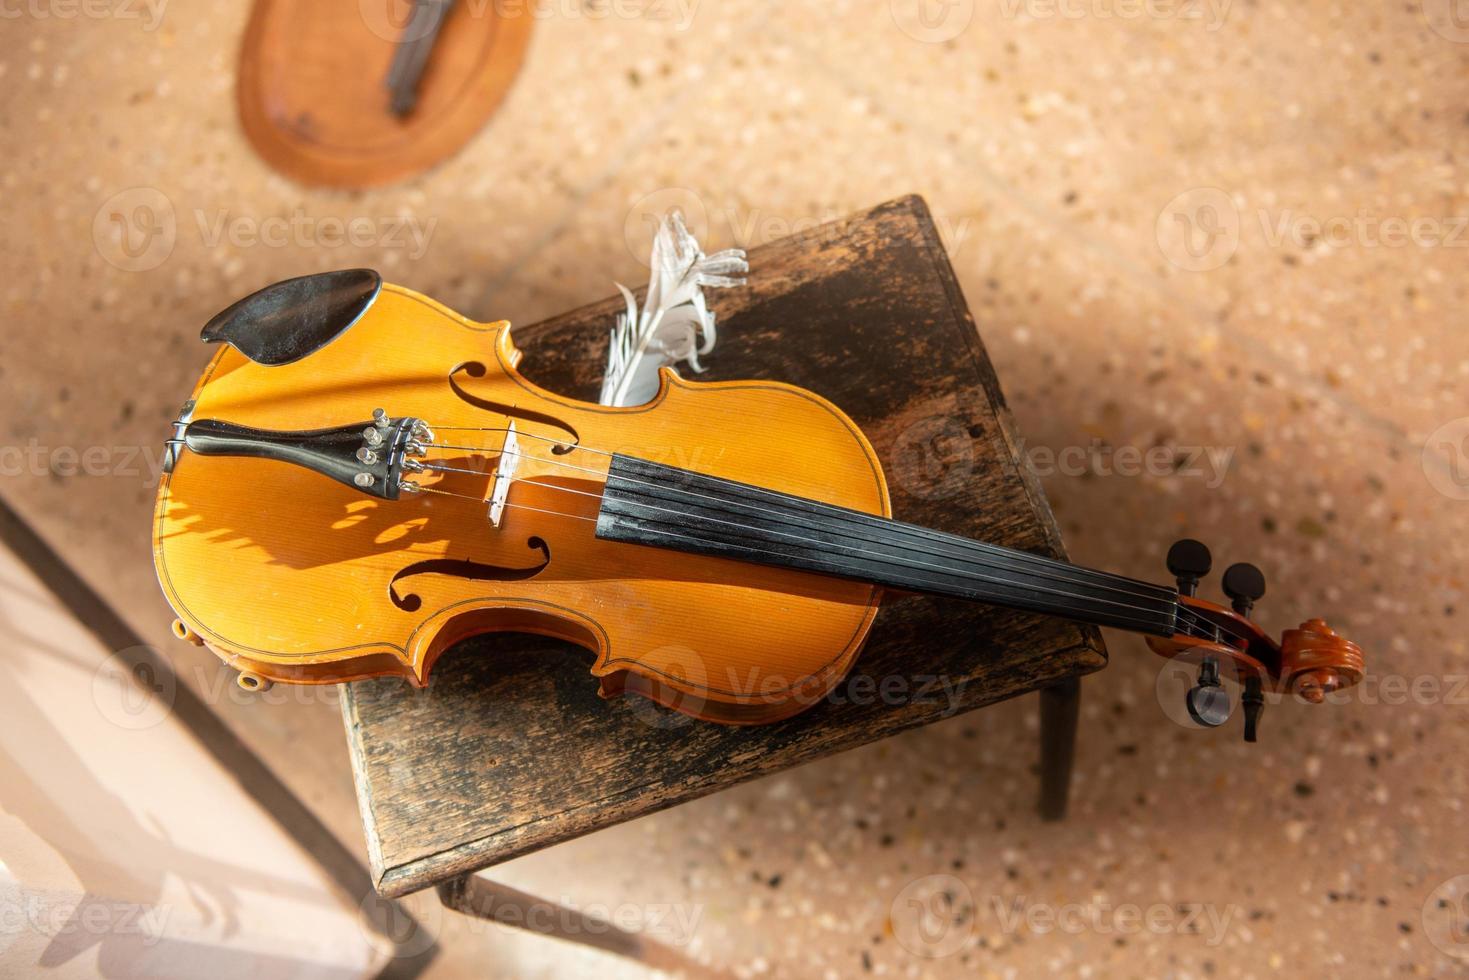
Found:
[341,196,1105,966]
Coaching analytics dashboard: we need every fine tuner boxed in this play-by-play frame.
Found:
[154,270,1365,733]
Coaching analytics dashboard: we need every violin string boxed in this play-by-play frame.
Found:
[415,461,488,478]
[412,434,1233,637]
[412,471,1181,635]
[413,440,1248,644]
[414,462,606,501]
[412,425,1251,645]
[408,444,1240,642]
[429,444,612,479]
[416,441,1214,625]
[1173,605,1249,645]
[422,425,611,457]
[1177,607,1248,646]
[422,440,1162,604]
[409,481,598,522]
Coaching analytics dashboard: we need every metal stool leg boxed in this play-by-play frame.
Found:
[1038,676,1081,821]
[436,874,733,978]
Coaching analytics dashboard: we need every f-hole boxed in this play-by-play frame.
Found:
[389,537,552,612]
[448,361,580,454]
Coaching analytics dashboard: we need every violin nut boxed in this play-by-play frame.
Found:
[354,472,376,488]
[363,427,385,447]
[372,408,390,429]
[356,447,379,465]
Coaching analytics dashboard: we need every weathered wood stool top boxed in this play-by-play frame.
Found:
[342,196,1106,898]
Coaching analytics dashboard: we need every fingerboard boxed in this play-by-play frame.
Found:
[595,455,1181,637]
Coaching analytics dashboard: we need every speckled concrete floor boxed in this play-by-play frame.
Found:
[3,1,1468,977]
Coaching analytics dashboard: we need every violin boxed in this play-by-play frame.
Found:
[154,270,1364,736]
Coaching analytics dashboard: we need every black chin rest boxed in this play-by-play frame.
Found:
[200,269,382,366]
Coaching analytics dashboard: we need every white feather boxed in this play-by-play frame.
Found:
[599,210,748,407]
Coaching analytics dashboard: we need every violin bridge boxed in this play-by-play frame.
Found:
[486,422,520,527]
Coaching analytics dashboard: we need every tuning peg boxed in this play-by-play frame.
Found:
[1185,655,1231,728]
[1241,676,1264,742]
[1221,562,1266,617]
[1166,539,1212,596]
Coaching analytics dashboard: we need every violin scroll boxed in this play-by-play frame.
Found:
[1280,618,1365,704]
[1148,539,1366,741]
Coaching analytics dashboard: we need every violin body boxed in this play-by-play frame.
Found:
[158,271,1364,735]
[154,283,890,723]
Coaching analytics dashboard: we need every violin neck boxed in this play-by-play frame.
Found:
[595,455,1181,637]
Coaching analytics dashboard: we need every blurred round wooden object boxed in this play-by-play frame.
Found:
[238,0,533,188]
